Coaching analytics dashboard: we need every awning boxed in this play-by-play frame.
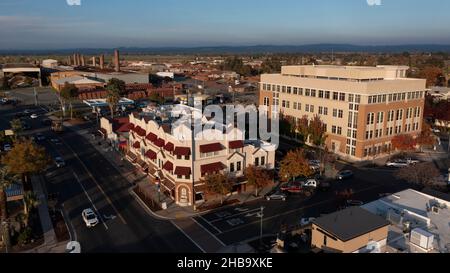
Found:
[133,141,141,149]
[154,138,165,148]
[200,143,223,153]
[133,126,146,137]
[146,132,157,142]
[164,142,174,152]
[163,161,173,172]
[229,140,244,149]
[174,166,191,176]
[145,149,157,160]
[201,162,225,174]
[174,147,191,156]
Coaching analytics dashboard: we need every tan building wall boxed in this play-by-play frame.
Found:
[311,224,389,253]
[259,65,427,160]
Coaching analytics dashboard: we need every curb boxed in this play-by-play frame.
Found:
[128,187,175,221]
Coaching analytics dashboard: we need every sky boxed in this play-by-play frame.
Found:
[0,0,450,50]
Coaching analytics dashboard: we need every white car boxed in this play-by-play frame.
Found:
[54,157,66,168]
[30,114,38,119]
[82,208,99,228]
[301,179,318,188]
[3,144,12,152]
[300,217,316,226]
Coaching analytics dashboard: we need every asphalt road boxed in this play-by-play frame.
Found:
[193,158,417,246]
[0,104,202,253]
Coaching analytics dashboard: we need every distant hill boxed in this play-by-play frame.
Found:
[2,44,450,55]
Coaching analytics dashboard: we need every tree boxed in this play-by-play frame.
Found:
[10,119,23,139]
[279,149,314,182]
[420,67,445,87]
[295,115,310,142]
[0,166,17,221]
[416,123,435,151]
[22,191,39,227]
[1,139,51,189]
[308,115,328,147]
[60,83,78,120]
[106,88,120,120]
[149,92,164,104]
[245,165,273,197]
[395,162,441,188]
[106,78,126,96]
[1,76,10,90]
[391,134,417,152]
[202,173,233,205]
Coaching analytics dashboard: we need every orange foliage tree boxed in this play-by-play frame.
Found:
[391,134,417,152]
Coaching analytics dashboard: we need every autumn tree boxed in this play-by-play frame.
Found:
[149,92,164,104]
[395,162,441,188]
[1,139,51,189]
[60,83,78,120]
[245,165,273,196]
[295,115,309,142]
[391,134,417,152]
[106,78,126,96]
[22,191,39,227]
[0,166,17,221]
[280,149,314,182]
[202,173,233,205]
[420,67,445,87]
[416,123,436,151]
[308,115,328,147]
[10,118,23,139]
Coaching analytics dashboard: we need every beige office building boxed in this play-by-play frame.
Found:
[260,65,427,160]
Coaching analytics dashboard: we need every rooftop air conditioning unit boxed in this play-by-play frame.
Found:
[410,228,434,251]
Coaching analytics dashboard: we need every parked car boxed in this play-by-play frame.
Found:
[265,190,287,201]
[54,157,66,168]
[386,158,420,168]
[299,217,316,226]
[82,208,99,228]
[3,144,12,152]
[30,114,38,119]
[301,179,319,188]
[336,170,354,180]
[36,133,46,141]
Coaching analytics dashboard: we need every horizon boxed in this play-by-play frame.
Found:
[1,0,450,50]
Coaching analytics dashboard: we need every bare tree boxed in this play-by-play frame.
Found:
[395,162,441,187]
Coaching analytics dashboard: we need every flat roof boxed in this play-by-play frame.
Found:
[312,206,390,242]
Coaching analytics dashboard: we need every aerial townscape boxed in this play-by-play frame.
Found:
[0,0,450,258]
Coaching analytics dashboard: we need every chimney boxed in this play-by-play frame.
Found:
[91,56,96,67]
[100,54,105,70]
[114,49,120,72]
[81,55,85,66]
[73,54,77,66]
[68,55,72,66]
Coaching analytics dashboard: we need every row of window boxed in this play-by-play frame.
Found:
[254,156,266,167]
[282,101,344,119]
[229,161,242,173]
[367,107,421,125]
[331,126,343,135]
[363,144,392,157]
[365,122,420,139]
[367,91,424,104]
[261,83,361,103]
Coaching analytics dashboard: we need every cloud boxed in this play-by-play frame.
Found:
[66,0,81,6]
[367,0,382,6]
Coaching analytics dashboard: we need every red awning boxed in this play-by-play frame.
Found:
[174,147,191,156]
[118,141,128,148]
[133,141,140,149]
[175,167,191,176]
[229,140,244,149]
[200,143,223,153]
[134,126,146,137]
[201,162,225,174]
[163,161,173,172]
[164,142,174,152]
[146,132,157,142]
[154,138,165,148]
[145,150,157,160]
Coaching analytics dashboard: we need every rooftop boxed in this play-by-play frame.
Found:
[312,206,390,242]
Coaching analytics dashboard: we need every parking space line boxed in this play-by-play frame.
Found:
[191,217,226,246]
[209,207,261,224]
[73,171,109,230]
[197,215,223,234]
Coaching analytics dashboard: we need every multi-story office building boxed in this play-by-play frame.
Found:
[126,105,276,207]
[260,65,426,160]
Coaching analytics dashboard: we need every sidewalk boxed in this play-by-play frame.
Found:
[73,124,271,220]
[23,176,67,253]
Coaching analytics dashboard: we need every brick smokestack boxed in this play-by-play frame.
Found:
[114,49,120,72]
[100,54,105,70]
[73,54,78,66]
[81,55,85,66]
[91,57,96,67]
[68,55,72,66]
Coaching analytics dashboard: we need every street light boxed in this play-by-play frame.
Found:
[259,206,265,250]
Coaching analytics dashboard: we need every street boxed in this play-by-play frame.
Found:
[0,104,202,253]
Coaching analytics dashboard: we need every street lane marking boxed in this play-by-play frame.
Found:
[171,220,206,253]
[217,184,383,235]
[61,137,127,225]
[73,171,109,230]
[191,217,226,247]
[209,207,261,223]
[197,215,222,234]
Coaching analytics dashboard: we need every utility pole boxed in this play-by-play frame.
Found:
[34,87,38,106]
[259,206,265,249]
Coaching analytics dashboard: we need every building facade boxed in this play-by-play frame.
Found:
[260,65,427,160]
[126,106,276,207]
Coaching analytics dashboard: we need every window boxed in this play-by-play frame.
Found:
[388,94,393,102]
[299,88,303,96]
[333,92,339,100]
[305,89,311,96]
[237,161,241,171]
[276,85,281,92]
[282,86,286,93]
[319,106,323,115]
[287,87,291,94]
[293,102,297,110]
[333,109,338,117]
[282,100,286,108]
[261,157,265,166]
[323,107,328,116]
[286,101,290,109]
[293,87,298,95]
[338,110,344,118]
[355,95,361,104]
[319,90,324,98]
[311,89,316,97]
[397,109,403,120]
[348,94,354,102]
[255,157,259,166]
[230,163,235,172]
[262,84,267,90]
[367,113,375,125]
[305,104,310,112]
[388,110,395,122]
[267,84,271,91]
[377,112,384,123]
[337,127,342,135]
[325,91,331,99]
[310,105,314,113]
[332,126,337,134]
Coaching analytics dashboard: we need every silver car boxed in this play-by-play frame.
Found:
[265,190,287,201]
